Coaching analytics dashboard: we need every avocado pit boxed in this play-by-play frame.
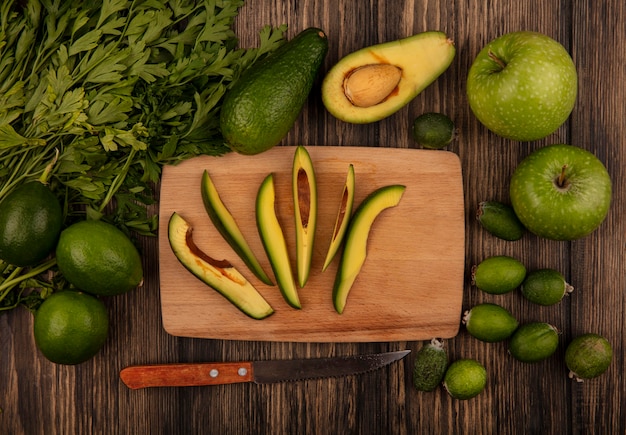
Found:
[343,64,402,107]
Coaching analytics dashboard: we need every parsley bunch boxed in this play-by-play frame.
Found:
[0,0,286,310]
[0,0,286,232]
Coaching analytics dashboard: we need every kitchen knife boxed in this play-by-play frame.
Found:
[120,350,410,389]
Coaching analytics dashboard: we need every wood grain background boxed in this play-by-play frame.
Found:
[3,0,625,434]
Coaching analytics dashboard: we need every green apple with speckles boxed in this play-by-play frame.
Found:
[510,144,611,240]
[467,31,578,141]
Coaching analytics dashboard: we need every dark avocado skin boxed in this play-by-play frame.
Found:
[220,28,328,155]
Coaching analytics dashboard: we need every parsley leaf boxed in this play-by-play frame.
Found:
[0,0,288,311]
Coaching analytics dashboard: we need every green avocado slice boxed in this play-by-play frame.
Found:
[292,146,318,287]
[333,184,406,314]
[201,170,273,285]
[322,31,455,124]
[256,174,301,309]
[322,163,355,272]
[167,212,274,320]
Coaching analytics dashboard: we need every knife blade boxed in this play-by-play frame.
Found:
[120,350,410,389]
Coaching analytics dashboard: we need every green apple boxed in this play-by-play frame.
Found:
[509,144,611,240]
[467,31,578,141]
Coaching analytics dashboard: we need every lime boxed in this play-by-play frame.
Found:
[463,303,518,342]
[521,269,573,306]
[477,201,525,241]
[412,112,456,149]
[412,338,448,392]
[472,255,526,294]
[565,333,612,381]
[443,359,487,400]
[56,220,143,296]
[33,290,109,365]
[0,181,63,266]
[509,322,559,363]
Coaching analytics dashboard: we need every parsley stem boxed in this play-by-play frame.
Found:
[0,266,24,302]
[0,258,57,307]
[0,142,58,199]
[98,148,138,213]
[38,148,60,185]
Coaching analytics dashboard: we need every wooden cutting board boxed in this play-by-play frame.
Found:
[158,146,465,342]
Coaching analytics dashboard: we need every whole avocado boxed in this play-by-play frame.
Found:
[220,28,328,155]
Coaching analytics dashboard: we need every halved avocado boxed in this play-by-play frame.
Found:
[333,184,406,314]
[322,31,455,124]
[322,163,355,272]
[201,170,273,285]
[256,174,301,309]
[292,146,317,287]
[168,212,274,320]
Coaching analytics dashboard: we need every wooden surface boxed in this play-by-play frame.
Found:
[3,1,625,433]
[159,147,464,342]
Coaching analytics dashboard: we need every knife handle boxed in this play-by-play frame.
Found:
[120,362,254,389]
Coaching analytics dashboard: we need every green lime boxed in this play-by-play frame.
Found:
[472,255,526,294]
[463,303,518,342]
[33,290,109,365]
[521,269,573,306]
[0,181,63,266]
[412,112,456,149]
[443,359,487,400]
[477,201,525,241]
[412,338,448,392]
[565,333,612,381]
[509,322,559,363]
[56,220,143,296]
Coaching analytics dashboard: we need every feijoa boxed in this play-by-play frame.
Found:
[509,322,559,363]
[565,333,612,381]
[412,112,456,149]
[412,338,448,392]
[463,303,518,342]
[477,201,525,241]
[521,268,574,306]
[443,359,487,400]
[472,255,526,294]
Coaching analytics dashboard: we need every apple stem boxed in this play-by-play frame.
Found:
[556,165,569,188]
[488,50,507,70]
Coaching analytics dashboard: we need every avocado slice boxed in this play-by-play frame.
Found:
[322,31,455,124]
[333,184,406,314]
[220,28,329,155]
[292,146,317,287]
[256,174,301,309]
[322,163,355,272]
[201,170,273,285]
[167,212,274,320]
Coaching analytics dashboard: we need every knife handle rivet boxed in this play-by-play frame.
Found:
[209,369,219,378]
[238,367,248,377]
